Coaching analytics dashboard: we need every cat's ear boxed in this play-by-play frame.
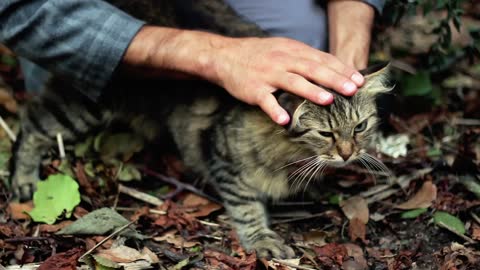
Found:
[359,62,394,96]
[277,92,306,129]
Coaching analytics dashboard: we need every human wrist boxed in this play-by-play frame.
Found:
[327,0,374,69]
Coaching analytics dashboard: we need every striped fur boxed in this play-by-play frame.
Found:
[10,0,391,259]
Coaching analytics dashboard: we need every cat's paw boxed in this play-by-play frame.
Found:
[11,174,38,201]
[250,235,295,259]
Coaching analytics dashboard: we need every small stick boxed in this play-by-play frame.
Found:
[271,212,327,225]
[78,219,137,262]
[115,207,220,227]
[436,222,476,244]
[141,168,221,204]
[471,212,480,225]
[271,258,316,270]
[0,115,15,142]
[56,133,65,159]
[118,184,164,206]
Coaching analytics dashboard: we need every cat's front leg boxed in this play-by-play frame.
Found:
[216,178,295,259]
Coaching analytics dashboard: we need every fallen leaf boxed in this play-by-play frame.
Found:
[396,181,437,209]
[37,247,83,270]
[28,174,81,224]
[348,217,367,242]
[268,258,300,270]
[314,243,348,267]
[344,243,368,270]
[472,223,480,241]
[340,196,369,224]
[8,202,33,220]
[433,211,466,235]
[39,221,74,233]
[400,208,428,219]
[302,230,328,246]
[57,208,143,239]
[95,245,159,264]
[182,193,222,218]
[153,230,200,248]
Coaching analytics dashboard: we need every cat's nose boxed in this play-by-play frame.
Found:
[339,151,352,161]
[337,142,353,161]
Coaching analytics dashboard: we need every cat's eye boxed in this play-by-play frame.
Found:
[318,131,333,137]
[354,120,368,133]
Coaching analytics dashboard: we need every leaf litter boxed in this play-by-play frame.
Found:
[1,4,480,270]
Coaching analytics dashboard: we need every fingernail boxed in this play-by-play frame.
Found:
[351,73,364,85]
[343,81,357,95]
[318,92,333,104]
[277,112,289,124]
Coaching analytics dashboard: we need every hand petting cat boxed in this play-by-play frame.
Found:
[122,26,366,126]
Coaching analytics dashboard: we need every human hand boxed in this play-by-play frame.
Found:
[207,36,365,124]
[123,27,365,125]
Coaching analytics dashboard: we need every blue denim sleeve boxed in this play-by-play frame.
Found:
[363,0,386,14]
[0,0,145,100]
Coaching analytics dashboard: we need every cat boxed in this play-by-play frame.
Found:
[9,0,392,259]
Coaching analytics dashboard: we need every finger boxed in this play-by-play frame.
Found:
[257,93,290,125]
[287,60,360,96]
[297,49,365,87]
[274,73,334,105]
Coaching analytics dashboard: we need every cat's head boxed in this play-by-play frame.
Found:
[279,62,392,166]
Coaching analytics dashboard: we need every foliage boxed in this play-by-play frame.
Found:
[28,174,81,224]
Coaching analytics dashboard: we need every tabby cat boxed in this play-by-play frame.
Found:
[10,0,392,258]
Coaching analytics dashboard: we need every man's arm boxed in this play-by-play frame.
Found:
[0,0,145,100]
[1,0,366,125]
[328,0,382,69]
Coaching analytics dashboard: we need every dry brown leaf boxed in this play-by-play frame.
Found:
[314,243,348,267]
[348,218,367,242]
[344,243,368,270]
[8,202,33,220]
[396,181,437,210]
[182,193,222,218]
[37,248,83,270]
[153,230,200,248]
[340,196,369,224]
[268,258,300,270]
[39,221,74,233]
[302,230,329,246]
[96,245,159,264]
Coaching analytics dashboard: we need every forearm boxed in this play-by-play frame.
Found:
[327,0,375,69]
[0,0,144,100]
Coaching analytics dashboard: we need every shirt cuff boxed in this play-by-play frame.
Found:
[362,0,385,14]
[74,5,145,100]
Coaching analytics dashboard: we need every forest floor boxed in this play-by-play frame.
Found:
[1,7,480,270]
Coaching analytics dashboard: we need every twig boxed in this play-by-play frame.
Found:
[78,219,137,262]
[118,184,164,206]
[141,168,221,204]
[0,115,15,142]
[451,118,480,126]
[470,212,480,226]
[436,222,476,244]
[271,258,316,270]
[56,133,65,159]
[271,212,327,225]
[4,236,50,243]
[115,207,219,227]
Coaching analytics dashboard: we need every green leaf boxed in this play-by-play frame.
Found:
[328,194,343,205]
[427,147,443,157]
[28,174,81,224]
[433,211,466,235]
[173,258,190,270]
[57,207,144,239]
[92,255,121,269]
[402,71,433,96]
[401,208,428,219]
[116,163,142,182]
